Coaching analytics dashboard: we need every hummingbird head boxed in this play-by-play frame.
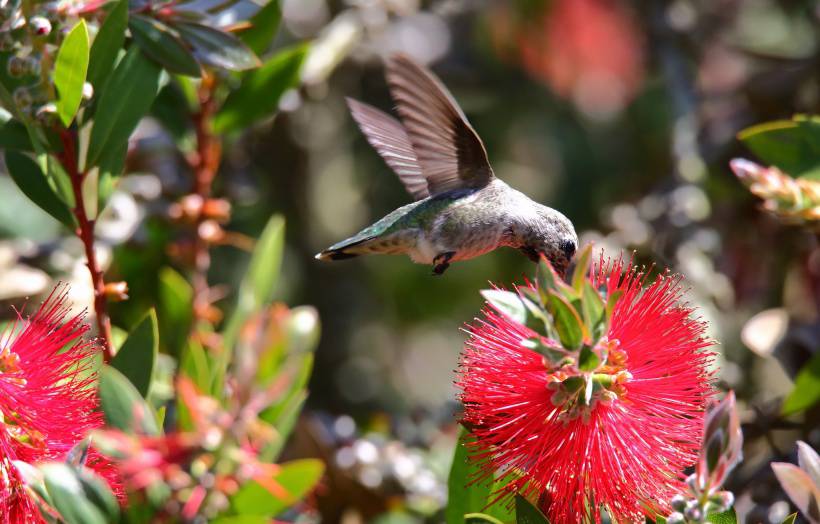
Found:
[517,204,578,276]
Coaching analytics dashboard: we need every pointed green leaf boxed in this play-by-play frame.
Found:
[231,459,324,516]
[705,508,737,524]
[54,20,90,126]
[581,281,605,339]
[87,0,128,89]
[86,46,162,167]
[781,513,798,524]
[129,15,201,76]
[98,365,159,435]
[447,429,492,524]
[174,22,261,71]
[4,151,74,228]
[546,292,585,349]
[481,290,527,325]
[466,514,505,524]
[782,352,820,415]
[111,310,158,398]
[737,115,820,179]
[214,43,307,133]
[0,116,33,151]
[578,346,601,372]
[605,289,623,324]
[240,0,281,55]
[515,495,550,524]
[570,243,592,292]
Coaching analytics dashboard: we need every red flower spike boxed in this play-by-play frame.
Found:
[0,286,121,522]
[458,255,715,524]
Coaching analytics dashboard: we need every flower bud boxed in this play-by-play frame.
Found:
[12,86,32,110]
[684,503,702,522]
[198,220,225,244]
[6,55,26,77]
[670,494,687,512]
[202,198,231,222]
[29,16,51,35]
[666,512,685,524]
[103,281,129,302]
[24,55,40,76]
[708,490,734,513]
[82,81,93,100]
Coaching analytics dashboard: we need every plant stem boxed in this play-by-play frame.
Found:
[190,73,222,326]
[59,128,114,361]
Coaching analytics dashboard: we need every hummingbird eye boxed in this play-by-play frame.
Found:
[560,239,576,260]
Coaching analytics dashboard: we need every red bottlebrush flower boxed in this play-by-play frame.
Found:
[458,255,715,524]
[0,287,120,522]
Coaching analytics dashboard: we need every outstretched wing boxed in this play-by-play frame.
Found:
[346,97,429,200]
[385,54,494,196]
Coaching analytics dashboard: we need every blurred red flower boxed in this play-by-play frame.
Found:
[0,287,120,522]
[491,0,644,119]
[458,257,714,523]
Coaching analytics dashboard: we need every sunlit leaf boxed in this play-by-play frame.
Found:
[546,292,585,349]
[158,267,194,357]
[41,463,118,524]
[231,459,324,516]
[570,243,592,292]
[481,289,527,325]
[738,115,820,179]
[54,20,90,126]
[98,365,159,435]
[515,495,550,524]
[239,0,281,55]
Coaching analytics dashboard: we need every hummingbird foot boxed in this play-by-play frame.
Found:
[432,251,455,276]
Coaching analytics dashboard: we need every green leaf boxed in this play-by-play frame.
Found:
[570,243,592,292]
[212,517,273,524]
[738,115,820,179]
[580,282,605,339]
[98,365,159,435]
[705,508,737,524]
[41,463,118,524]
[515,495,550,524]
[605,289,623,324]
[578,346,601,372]
[0,116,32,150]
[174,22,261,71]
[129,15,201,77]
[782,352,820,415]
[546,292,585,349]
[54,20,90,126]
[4,151,74,228]
[213,44,307,133]
[481,289,528,325]
[240,0,281,55]
[158,267,194,357]
[86,46,162,168]
[111,310,158,398]
[87,0,128,90]
[231,459,324,516]
[446,429,492,524]
[780,514,797,524]
[180,339,211,392]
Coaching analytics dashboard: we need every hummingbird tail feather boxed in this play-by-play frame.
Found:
[314,235,377,262]
[314,249,360,261]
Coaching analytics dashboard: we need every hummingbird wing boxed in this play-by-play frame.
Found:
[346,98,430,200]
[385,54,494,196]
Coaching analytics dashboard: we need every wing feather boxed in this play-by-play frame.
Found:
[346,97,429,200]
[385,54,494,195]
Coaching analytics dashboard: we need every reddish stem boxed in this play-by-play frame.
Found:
[58,129,115,361]
[190,74,222,324]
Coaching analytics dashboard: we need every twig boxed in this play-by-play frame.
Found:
[58,128,114,361]
[190,73,222,327]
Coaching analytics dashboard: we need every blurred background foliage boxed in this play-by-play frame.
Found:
[1,0,819,522]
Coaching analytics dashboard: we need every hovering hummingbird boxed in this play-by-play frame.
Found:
[315,54,578,276]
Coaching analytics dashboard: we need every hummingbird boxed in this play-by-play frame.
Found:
[315,54,578,276]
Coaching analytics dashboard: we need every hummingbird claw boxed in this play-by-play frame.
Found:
[432,251,455,276]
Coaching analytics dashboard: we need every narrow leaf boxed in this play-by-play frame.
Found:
[465,514,505,524]
[781,513,798,524]
[446,429,492,524]
[129,15,201,77]
[4,151,74,228]
[570,243,592,292]
[86,46,162,168]
[111,310,158,397]
[705,509,738,524]
[240,0,281,55]
[41,464,109,524]
[481,290,528,325]
[54,20,90,126]
[158,267,194,357]
[797,441,820,487]
[772,463,820,523]
[175,22,261,71]
[581,281,605,338]
[87,0,128,89]
[214,44,307,133]
[546,292,585,349]
[231,459,324,516]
